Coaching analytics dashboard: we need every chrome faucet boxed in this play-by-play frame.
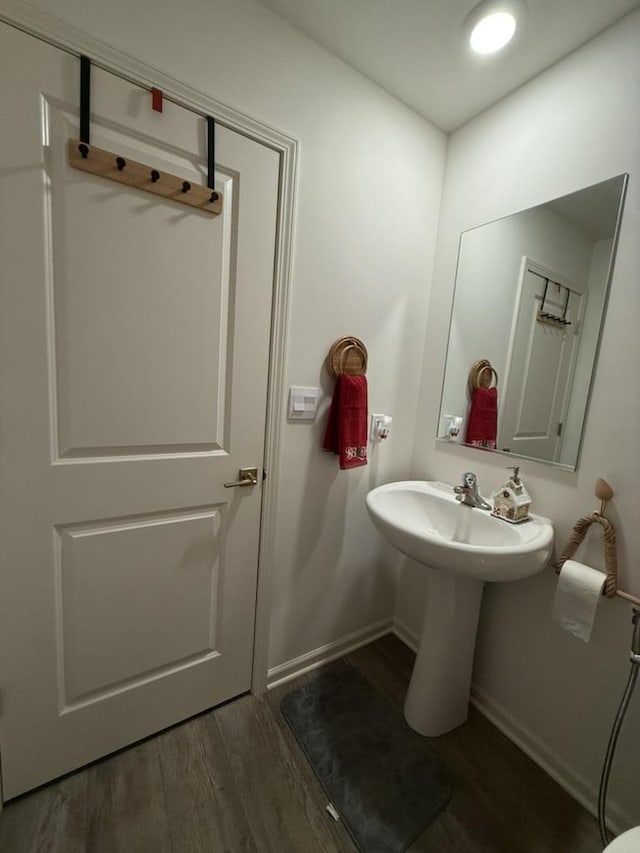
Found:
[454,472,491,510]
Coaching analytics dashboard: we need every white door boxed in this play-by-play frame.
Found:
[0,24,279,799]
[500,266,583,462]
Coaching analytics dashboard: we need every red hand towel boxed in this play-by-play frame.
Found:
[322,374,368,469]
[465,387,497,449]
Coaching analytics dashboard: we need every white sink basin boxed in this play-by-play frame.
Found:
[366,480,553,582]
[366,480,554,737]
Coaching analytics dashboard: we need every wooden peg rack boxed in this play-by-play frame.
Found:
[68,139,223,216]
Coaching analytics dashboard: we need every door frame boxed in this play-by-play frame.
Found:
[0,0,297,700]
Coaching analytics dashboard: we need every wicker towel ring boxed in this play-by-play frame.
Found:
[555,512,618,598]
[468,359,498,397]
[326,336,368,378]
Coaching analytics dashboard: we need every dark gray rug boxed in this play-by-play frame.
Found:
[280,660,452,853]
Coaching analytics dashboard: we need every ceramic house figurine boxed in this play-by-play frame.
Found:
[491,466,531,523]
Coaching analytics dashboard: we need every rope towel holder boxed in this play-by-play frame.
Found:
[554,479,617,598]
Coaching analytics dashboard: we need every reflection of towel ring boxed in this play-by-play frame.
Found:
[468,359,498,396]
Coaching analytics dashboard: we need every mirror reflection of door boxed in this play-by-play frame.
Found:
[500,262,584,462]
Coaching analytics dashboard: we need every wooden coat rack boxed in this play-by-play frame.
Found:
[68,140,222,214]
[68,56,222,216]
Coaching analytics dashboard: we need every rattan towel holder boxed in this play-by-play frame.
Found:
[467,358,498,397]
[326,336,368,378]
[554,479,618,598]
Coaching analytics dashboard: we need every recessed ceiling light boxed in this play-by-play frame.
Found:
[470,11,516,54]
[464,0,527,56]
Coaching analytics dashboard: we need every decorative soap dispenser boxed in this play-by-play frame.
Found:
[491,466,531,523]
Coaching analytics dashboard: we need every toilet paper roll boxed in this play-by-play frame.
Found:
[552,559,605,643]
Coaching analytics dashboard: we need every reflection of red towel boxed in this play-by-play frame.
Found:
[323,374,368,469]
[466,387,497,449]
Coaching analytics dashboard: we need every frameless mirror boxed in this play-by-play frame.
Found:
[437,174,627,471]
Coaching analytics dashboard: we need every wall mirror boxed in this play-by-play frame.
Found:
[437,174,628,471]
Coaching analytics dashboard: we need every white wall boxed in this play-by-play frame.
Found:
[406,10,640,828]
[18,0,446,668]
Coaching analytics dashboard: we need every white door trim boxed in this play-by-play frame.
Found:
[0,0,298,697]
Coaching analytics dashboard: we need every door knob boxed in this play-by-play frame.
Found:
[224,467,258,488]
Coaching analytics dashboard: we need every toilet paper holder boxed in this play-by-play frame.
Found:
[554,479,640,606]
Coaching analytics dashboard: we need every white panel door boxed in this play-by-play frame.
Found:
[0,24,279,799]
[500,269,583,462]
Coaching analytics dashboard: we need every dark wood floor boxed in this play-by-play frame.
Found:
[0,634,602,852]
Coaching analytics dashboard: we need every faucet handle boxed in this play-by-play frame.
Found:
[455,472,490,510]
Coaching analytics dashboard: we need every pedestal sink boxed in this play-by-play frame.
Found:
[366,480,553,736]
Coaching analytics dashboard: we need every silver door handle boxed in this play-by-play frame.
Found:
[224,467,258,488]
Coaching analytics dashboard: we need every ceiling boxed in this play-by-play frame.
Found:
[256,0,640,131]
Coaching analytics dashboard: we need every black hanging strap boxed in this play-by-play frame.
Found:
[206,115,215,190]
[561,285,571,323]
[80,55,91,145]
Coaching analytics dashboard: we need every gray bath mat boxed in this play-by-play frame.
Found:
[280,660,452,853]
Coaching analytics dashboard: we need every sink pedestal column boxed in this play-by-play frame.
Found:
[404,568,484,737]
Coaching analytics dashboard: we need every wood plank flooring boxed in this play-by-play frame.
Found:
[0,634,603,852]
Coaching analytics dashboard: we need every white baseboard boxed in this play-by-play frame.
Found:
[391,623,634,835]
[267,618,393,690]
[470,684,632,836]
[391,619,419,653]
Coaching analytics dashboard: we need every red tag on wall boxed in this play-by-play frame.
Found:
[151,87,163,113]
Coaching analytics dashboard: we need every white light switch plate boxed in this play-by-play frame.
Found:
[288,386,321,420]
